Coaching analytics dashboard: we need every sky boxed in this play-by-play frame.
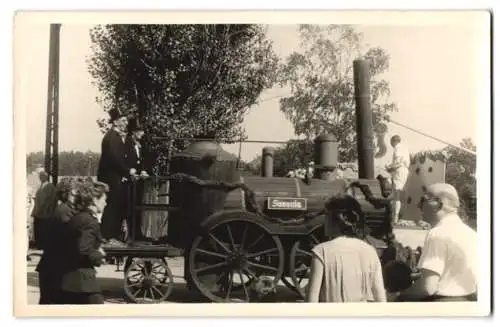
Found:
[17,14,489,164]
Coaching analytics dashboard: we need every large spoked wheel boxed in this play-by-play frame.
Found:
[289,227,323,299]
[124,258,174,304]
[189,218,285,303]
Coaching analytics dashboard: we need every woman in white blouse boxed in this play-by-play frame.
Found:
[306,197,387,303]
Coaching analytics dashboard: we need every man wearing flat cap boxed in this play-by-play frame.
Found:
[97,108,133,246]
[391,183,477,302]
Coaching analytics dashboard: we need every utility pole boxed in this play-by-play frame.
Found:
[44,24,61,185]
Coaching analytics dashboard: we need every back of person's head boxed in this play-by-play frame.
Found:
[56,177,75,203]
[390,135,401,147]
[73,180,110,212]
[426,183,461,214]
[39,171,49,183]
[325,196,364,239]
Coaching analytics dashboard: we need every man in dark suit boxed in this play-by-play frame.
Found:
[125,118,151,242]
[31,171,58,250]
[97,108,132,246]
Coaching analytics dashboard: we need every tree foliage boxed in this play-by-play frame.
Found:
[411,138,476,220]
[443,138,476,197]
[271,140,315,177]
[87,24,279,173]
[240,140,315,177]
[278,25,397,162]
[26,151,100,176]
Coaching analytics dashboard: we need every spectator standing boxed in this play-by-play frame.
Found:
[30,171,58,250]
[35,177,77,304]
[307,196,387,303]
[385,135,410,224]
[58,181,109,304]
[393,183,477,302]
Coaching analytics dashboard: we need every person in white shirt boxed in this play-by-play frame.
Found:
[392,183,477,302]
[385,135,410,224]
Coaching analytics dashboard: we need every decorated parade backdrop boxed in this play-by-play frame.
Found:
[401,154,447,222]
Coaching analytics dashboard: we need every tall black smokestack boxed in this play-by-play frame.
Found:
[353,59,374,179]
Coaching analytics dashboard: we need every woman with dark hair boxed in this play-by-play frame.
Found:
[306,196,387,303]
[58,180,109,304]
[36,177,77,304]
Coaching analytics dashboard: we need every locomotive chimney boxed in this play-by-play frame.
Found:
[353,59,375,179]
[261,147,274,177]
[314,134,338,180]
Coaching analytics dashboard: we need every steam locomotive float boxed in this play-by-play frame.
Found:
[103,60,420,303]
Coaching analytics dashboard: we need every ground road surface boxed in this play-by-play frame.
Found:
[26,229,427,304]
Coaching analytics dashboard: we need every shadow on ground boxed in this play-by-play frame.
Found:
[27,272,301,304]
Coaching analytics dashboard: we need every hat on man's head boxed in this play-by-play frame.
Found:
[127,117,144,133]
[108,108,127,123]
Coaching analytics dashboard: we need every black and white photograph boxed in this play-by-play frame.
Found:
[12,10,491,317]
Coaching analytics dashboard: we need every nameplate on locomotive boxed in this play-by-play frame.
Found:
[267,197,307,211]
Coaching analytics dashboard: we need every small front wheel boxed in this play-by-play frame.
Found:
[123,258,174,303]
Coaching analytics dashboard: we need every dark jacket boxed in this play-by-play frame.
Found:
[59,210,105,293]
[125,136,152,174]
[97,128,129,188]
[36,203,77,274]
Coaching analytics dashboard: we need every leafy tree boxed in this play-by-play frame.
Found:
[58,151,101,176]
[444,138,476,189]
[87,24,279,173]
[271,140,314,176]
[26,151,101,176]
[243,155,263,176]
[240,139,314,177]
[443,138,476,219]
[278,25,397,162]
[26,151,44,173]
[411,137,476,220]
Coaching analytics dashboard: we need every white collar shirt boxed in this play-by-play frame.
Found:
[417,213,477,296]
[392,143,411,170]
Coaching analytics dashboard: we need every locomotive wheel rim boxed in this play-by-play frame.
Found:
[289,227,322,299]
[280,276,297,292]
[123,258,174,304]
[189,219,285,303]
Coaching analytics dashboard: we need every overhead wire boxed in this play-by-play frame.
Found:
[256,93,477,155]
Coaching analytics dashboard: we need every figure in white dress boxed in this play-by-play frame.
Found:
[385,135,410,224]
